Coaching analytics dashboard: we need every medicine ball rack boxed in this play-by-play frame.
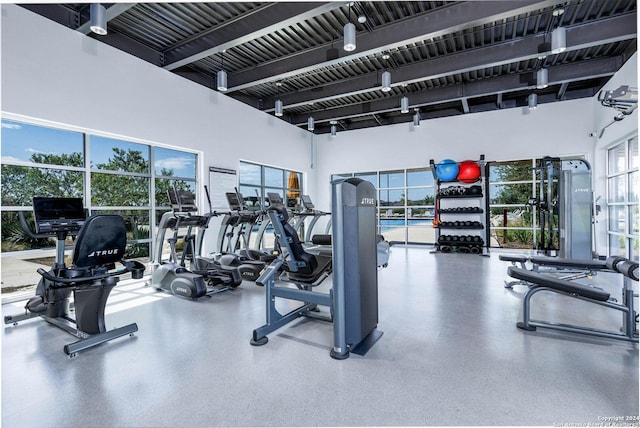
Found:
[430,155,491,256]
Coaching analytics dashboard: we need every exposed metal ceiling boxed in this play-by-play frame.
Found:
[23,1,637,134]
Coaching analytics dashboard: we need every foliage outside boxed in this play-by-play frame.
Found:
[1,148,190,254]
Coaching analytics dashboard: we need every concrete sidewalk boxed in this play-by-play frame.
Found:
[1,254,51,294]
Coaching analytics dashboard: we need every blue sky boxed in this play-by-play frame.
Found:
[1,119,196,178]
[1,119,83,163]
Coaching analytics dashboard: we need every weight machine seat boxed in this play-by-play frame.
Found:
[507,267,610,301]
[528,256,610,271]
[268,204,332,284]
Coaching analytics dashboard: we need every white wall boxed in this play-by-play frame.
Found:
[591,53,638,256]
[315,98,595,210]
[1,4,316,253]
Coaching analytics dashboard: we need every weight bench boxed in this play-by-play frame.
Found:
[499,254,626,288]
[508,257,638,343]
[499,255,531,288]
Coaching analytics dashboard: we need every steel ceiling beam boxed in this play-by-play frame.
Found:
[311,87,603,133]
[265,13,636,111]
[20,4,80,29]
[227,0,567,92]
[163,2,342,70]
[290,56,622,125]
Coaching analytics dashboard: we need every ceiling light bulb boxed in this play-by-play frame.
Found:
[381,70,391,92]
[551,27,566,54]
[90,4,107,36]
[536,68,548,89]
[343,22,356,52]
[217,69,228,92]
[400,96,409,113]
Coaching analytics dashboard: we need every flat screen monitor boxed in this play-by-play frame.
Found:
[32,197,86,234]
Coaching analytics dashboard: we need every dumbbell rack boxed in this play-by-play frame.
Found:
[430,155,491,256]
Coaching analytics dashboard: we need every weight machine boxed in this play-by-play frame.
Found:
[597,85,637,138]
[531,157,593,260]
[250,178,383,359]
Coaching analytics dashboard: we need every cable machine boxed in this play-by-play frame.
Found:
[533,157,593,260]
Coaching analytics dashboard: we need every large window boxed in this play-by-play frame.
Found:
[607,136,638,261]
[1,118,198,299]
[238,161,303,251]
[238,161,302,210]
[337,156,587,248]
[488,159,537,249]
[333,168,436,244]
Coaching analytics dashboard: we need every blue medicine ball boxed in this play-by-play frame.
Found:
[435,159,459,182]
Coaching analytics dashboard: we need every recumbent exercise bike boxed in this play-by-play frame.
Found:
[4,197,145,357]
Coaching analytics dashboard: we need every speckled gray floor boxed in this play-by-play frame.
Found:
[2,247,638,427]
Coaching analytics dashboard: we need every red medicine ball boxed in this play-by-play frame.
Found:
[457,160,481,183]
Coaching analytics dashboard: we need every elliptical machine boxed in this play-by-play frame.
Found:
[150,187,242,300]
[214,190,272,282]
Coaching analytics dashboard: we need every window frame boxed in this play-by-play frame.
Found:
[1,115,200,301]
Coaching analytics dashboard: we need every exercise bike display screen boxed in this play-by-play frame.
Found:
[32,197,86,234]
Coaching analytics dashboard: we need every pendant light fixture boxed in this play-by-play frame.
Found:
[550,7,566,54]
[381,71,391,92]
[551,27,566,54]
[413,109,420,127]
[275,82,283,117]
[90,3,108,36]
[331,125,337,137]
[528,93,538,109]
[536,68,548,89]
[307,116,315,131]
[217,50,228,92]
[381,53,392,92]
[401,96,409,113]
[400,84,409,113]
[343,3,356,52]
